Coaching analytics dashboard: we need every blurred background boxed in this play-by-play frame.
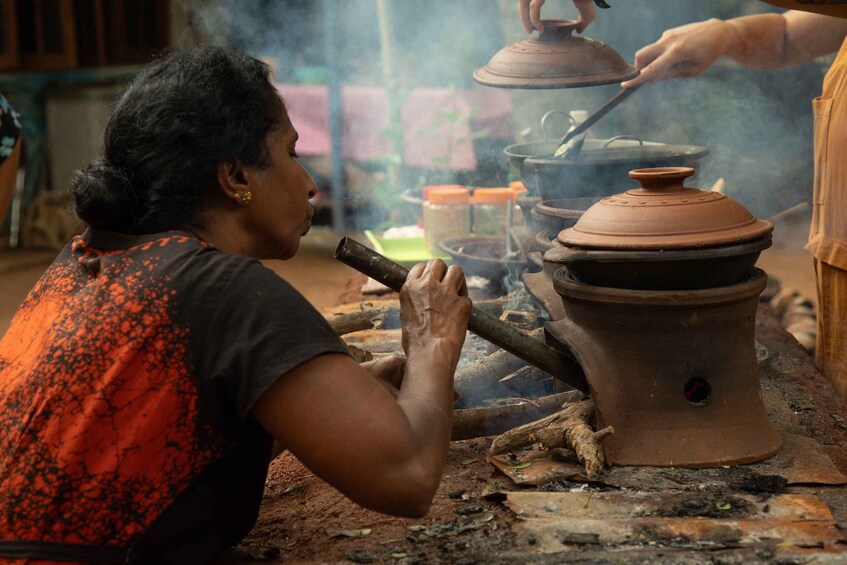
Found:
[0,0,826,323]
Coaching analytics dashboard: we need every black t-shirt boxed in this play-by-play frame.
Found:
[0,229,349,563]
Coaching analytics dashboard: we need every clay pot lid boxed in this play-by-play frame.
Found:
[558,167,773,249]
[473,20,638,89]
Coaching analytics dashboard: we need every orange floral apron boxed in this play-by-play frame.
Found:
[810,35,847,397]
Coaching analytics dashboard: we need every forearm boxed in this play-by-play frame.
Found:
[395,339,459,491]
[720,14,786,69]
[725,12,846,70]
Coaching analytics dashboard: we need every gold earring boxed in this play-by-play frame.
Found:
[233,191,252,205]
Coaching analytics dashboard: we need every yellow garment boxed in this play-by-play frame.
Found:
[815,260,847,398]
[809,36,847,269]
[759,0,847,18]
[811,36,847,396]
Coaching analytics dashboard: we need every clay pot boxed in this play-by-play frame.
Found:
[515,188,542,221]
[546,167,773,289]
[473,20,637,89]
[530,197,600,234]
[533,228,558,254]
[558,167,772,249]
[544,236,771,290]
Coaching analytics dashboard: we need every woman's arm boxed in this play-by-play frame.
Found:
[252,260,471,518]
[622,11,847,88]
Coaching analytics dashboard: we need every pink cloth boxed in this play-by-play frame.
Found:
[277,84,513,170]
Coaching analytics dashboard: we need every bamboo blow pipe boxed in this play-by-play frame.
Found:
[334,237,588,393]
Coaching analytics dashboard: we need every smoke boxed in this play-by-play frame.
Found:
[175,0,828,221]
[511,0,826,218]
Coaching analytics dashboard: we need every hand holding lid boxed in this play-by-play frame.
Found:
[473,19,637,89]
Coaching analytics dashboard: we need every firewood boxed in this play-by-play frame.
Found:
[322,299,399,316]
[499,309,544,332]
[324,296,511,335]
[345,343,373,363]
[454,328,546,407]
[499,365,572,398]
[451,391,583,440]
[342,328,402,344]
[342,329,404,354]
[326,308,386,335]
[488,399,611,478]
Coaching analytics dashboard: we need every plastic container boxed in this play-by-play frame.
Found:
[423,187,471,256]
[472,188,514,236]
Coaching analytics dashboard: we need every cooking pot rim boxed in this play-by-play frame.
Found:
[505,138,709,163]
[552,266,768,305]
[526,144,710,166]
[545,234,772,264]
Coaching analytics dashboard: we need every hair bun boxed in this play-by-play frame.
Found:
[71,158,140,230]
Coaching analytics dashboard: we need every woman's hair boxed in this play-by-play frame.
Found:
[71,46,285,234]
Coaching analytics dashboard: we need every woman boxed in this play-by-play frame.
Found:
[522,0,847,399]
[0,46,471,563]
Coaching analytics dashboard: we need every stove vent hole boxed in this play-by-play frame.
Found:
[684,377,711,407]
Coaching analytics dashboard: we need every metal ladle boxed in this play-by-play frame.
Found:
[553,83,642,158]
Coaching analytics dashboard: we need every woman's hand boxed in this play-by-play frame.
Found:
[360,354,406,397]
[400,260,471,367]
[622,19,736,88]
[519,0,597,34]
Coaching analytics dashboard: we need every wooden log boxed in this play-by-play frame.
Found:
[324,296,510,318]
[499,365,572,398]
[327,308,385,335]
[454,328,547,407]
[343,328,404,354]
[322,299,399,316]
[342,328,402,345]
[345,343,373,363]
[451,391,584,440]
[325,296,511,334]
[489,399,611,478]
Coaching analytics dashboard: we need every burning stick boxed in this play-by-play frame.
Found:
[488,399,612,478]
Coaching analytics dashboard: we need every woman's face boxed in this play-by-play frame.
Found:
[245,118,317,260]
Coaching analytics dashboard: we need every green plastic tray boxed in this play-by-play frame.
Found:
[363,230,450,269]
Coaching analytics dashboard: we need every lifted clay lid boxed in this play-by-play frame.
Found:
[558,167,774,249]
[473,20,638,89]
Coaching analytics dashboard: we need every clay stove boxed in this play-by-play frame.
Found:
[534,167,782,467]
[546,268,781,467]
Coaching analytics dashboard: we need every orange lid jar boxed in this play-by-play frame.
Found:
[423,187,471,256]
[472,188,513,236]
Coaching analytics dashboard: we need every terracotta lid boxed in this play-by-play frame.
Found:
[557,167,773,249]
[427,187,470,205]
[473,188,513,204]
[473,20,638,89]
